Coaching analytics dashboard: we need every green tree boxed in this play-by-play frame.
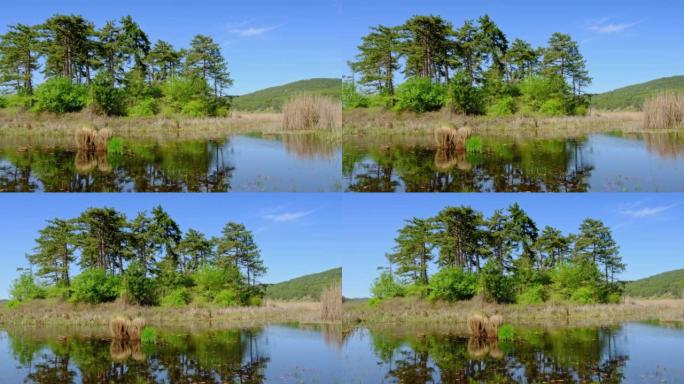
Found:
[434,206,486,271]
[10,273,47,302]
[27,218,77,288]
[149,40,181,83]
[428,267,477,302]
[445,71,484,114]
[575,219,624,284]
[505,203,538,263]
[485,209,514,271]
[75,207,129,275]
[394,76,445,112]
[177,229,214,273]
[216,222,266,287]
[390,217,436,286]
[70,268,120,304]
[370,271,405,300]
[534,226,570,271]
[543,32,591,97]
[32,76,88,113]
[96,20,126,82]
[454,19,485,85]
[400,15,455,83]
[185,34,232,98]
[476,14,508,75]
[123,260,158,305]
[41,14,97,84]
[349,25,401,95]
[504,38,538,82]
[0,24,41,95]
[90,71,126,116]
[119,15,150,75]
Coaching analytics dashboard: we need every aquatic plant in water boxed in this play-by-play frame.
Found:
[498,324,515,342]
[141,327,157,344]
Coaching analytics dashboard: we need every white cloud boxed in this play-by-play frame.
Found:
[587,18,640,34]
[230,26,278,37]
[620,203,680,218]
[263,210,315,223]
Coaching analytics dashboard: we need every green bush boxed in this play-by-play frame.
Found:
[367,94,394,108]
[140,327,157,344]
[45,285,70,300]
[516,284,546,304]
[549,262,602,302]
[160,287,191,307]
[446,72,484,115]
[466,136,484,153]
[5,300,21,309]
[405,283,429,298]
[573,104,588,116]
[370,272,405,300]
[4,94,33,108]
[570,286,598,304]
[342,81,369,108]
[607,292,623,304]
[394,77,445,113]
[498,324,515,342]
[427,267,477,302]
[123,261,158,306]
[161,76,211,114]
[128,97,158,117]
[106,137,125,156]
[0,95,6,108]
[91,72,126,116]
[487,96,516,116]
[539,99,565,116]
[9,273,47,302]
[193,265,242,300]
[480,261,515,303]
[214,289,240,306]
[70,269,120,304]
[181,99,206,117]
[33,77,88,114]
[248,296,263,307]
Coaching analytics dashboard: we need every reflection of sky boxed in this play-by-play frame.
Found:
[616,323,684,383]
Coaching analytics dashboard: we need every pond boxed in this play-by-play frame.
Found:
[0,324,350,383]
[341,321,684,383]
[343,132,684,192]
[0,134,343,192]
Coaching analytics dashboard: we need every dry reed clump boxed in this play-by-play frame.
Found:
[109,316,131,340]
[75,126,113,152]
[129,317,146,340]
[643,92,684,130]
[109,316,146,341]
[320,282,342,322]
[282,95,342,131]
[434,124,472,150]
[468,313,503,338]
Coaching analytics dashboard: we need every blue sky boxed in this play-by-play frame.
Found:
[342,0,684,93]
[0,0,343,95]
[0,194,344,299]
[1,194,684,299]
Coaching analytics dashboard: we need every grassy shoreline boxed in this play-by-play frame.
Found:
[343,297,684,330]
[343,108,647,139]
[0,299,336,329]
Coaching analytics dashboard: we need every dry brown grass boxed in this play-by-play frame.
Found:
[109,316,131,340]
[282,95,342,131]
[320,283,342,322]
[343,108,644,139]
[129,317,146,340]
[643,92,684,129]
[467,314,488,338]
[343,297,684,329]
[0,298,328,329]
[434,124,458,148]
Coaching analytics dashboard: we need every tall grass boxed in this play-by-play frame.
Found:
[320,282,342,322]
[75,126,113,152]
[434,124,472,149]
[642,92,684,129]
[282,95,342,131]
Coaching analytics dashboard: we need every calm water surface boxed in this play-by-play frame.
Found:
[0,134,343,192]
[344,132,684,192]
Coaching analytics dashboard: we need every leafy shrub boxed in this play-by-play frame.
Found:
[248,296,262,307]
[519,75,569,113]
[124,261,158,306]
[405,283,429,298]
[160,287,191,307]
[342,81,369,108]
[0,95,6,108]
[367,94,394,108]
[192,265,241,300]
[539,99,564,116]
[487,96,516,116]
[9,273,47,302]
[181,99,206,117]
[394,77,445,113]
[70,269,120,304]
[549,262,601,302]
[446,72,484,115]
[5,300,21,309]
[161,76,211,114]
[33,77,88,114]
[45,285,70,300]
[516,284,546,304]
[370,272,405,300]
[5,94,33,108]
[91,72,126,116]
[480,261,515,303]
[214,289,240,306]
[573,104,588,116]
[607,292,622,304]
[427,267,477,302]
[128,97,158,117]
[571,286,598,304]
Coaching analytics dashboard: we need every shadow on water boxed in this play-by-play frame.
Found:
[343,132,684,192]
[0,133,343,192]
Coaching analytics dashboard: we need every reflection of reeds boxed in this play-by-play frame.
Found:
[643,92,684,130]
[110,339,131,361]
[434,148,471,171]
[75,151,111,174]
[282,133,335,159]
[282,95,342,131]
[320,282,342,322]
[467,337,489,359]
[642,132,684,159]
[319,323,350,349]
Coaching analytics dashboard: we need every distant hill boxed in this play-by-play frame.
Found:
[625,268,684,298]
[232,78,341,112]
[591,76,684,110]
[265,267,341,301]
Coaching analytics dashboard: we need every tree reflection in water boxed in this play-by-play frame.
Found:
[366,326,628,383]
[7,328,269,383]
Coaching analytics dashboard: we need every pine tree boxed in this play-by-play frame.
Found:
[28,218,77,287]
